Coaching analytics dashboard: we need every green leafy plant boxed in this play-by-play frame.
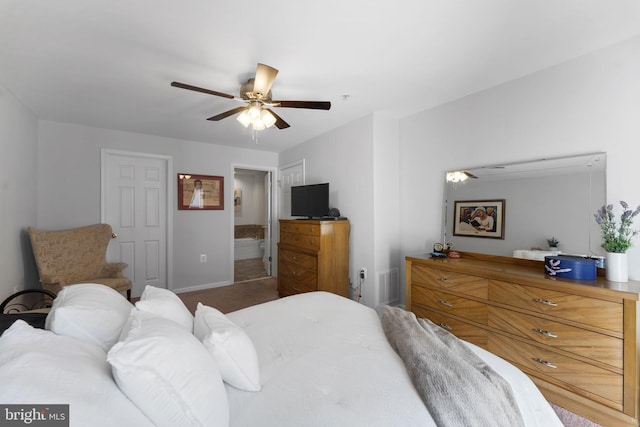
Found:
[546,237,559,248]
[594,201,640,253]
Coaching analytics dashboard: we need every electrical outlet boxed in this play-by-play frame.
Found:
[359,267,367,280]
[200,254,207,263]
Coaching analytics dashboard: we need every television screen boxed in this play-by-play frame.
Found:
[291,183,329,218]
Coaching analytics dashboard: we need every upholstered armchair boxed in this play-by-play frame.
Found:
[28,224,132,300]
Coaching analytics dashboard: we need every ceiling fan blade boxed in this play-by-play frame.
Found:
[252,63,278,97]
[171,81,235,99]
[266,109,290,129]
[207,106,248,121]
[273,100,331,110]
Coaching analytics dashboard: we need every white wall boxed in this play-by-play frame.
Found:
[233,172,266,226]
[37,121,278,293]
[372,113,401,305]
[0,85,39,300]
[399,35,640,304]
[279,115,378,305]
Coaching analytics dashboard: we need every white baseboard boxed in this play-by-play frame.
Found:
[172,281,231,294]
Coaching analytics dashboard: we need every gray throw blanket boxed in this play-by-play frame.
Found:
[379,306,525,427]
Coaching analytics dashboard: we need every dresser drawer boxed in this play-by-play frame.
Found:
[279,248,317,271]
[411,265,488,299]
[412,305,488,347]
[280,232,320,251]
[278,276,317,296]
[280,222,321,236]
[411,285,487,325]
[279,262,317,287]
[488,280,623,334]
[488,306,623,369]
[488,333,623,409]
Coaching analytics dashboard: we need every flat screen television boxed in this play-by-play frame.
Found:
[291,183,329,219]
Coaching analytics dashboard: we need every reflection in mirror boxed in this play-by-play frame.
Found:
[443,153,606,259]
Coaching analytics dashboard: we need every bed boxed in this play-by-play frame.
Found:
[0,284,563,427]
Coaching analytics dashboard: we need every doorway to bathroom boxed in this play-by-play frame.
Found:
[233,167,273,282]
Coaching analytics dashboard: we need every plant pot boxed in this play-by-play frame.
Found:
[606,252,628,282]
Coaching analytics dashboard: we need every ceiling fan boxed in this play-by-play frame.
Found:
[171,63,331,131]
[445,170,478,183]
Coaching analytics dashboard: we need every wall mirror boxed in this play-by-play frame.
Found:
[443,152,606,259]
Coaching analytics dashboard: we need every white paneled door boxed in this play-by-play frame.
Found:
[102,150,169,298]
[279,160,304,219]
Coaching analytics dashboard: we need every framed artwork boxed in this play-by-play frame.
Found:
[177,174,224,210]
[453,199,505,239]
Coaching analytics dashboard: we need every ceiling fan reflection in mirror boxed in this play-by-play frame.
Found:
[171,63,331,141]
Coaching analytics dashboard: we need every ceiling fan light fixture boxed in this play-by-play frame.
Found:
[261,110,276,128]
[236,110,251,128]
[446,171,469,183]
[237,106,276,131]
[248,103,262,121]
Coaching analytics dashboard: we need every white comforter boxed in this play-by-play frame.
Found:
[225,291,563,427]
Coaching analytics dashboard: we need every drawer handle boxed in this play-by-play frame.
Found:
[532,357,557,369]
[533,298,557,307]
[532,328,557,338]
[292,256,298,261]
[438,277,451,283]
[438,322,452,330]
[437,300,453,308]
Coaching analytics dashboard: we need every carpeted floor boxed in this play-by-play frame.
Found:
[550,403,603,427]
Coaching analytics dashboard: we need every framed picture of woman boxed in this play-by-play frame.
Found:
[177,174,224,210]
[453,199,505,239]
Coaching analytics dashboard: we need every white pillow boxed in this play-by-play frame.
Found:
[45,283,133,351]
[108,310,228,427]
[194,303,261,392]
[135,285,193,331]
[0,320,153,427]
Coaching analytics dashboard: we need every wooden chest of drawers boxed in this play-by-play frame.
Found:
[277,219,349,298]
[406,253,640,427]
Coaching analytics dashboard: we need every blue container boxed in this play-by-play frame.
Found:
[544,255,597,280]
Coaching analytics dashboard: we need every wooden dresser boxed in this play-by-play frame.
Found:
[277,219,350,298]
[406,252,640,427]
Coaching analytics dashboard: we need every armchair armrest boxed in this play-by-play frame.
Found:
[38,279,66,295]
[39,275,66,286]
[101,262,128,278]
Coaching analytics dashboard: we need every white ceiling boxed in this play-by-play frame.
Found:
[2,1,640,153]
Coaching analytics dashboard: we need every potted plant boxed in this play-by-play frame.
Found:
[594,201,640,282]
[546,237,559,250]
